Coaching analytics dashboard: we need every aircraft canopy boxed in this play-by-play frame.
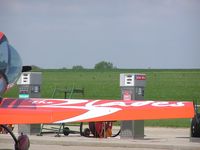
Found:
[0,32,22,90]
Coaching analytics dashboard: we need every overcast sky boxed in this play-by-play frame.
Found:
[0,0,199,69]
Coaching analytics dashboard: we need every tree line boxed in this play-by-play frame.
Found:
[72,61,116,70]
[31,61,116,70]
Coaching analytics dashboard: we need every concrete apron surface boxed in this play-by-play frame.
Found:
[0,126,200,150]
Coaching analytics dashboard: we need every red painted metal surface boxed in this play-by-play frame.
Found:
[0,98,194,124]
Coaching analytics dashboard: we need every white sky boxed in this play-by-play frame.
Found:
[0,0,199,69]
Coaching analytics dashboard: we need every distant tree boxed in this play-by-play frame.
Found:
[61,67,67,70]
[94,61,115,70]
[72,65,84,70]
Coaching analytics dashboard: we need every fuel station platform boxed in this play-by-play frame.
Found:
[1,126,200,150]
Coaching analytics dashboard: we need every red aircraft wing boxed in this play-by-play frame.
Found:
[0,98,194,124]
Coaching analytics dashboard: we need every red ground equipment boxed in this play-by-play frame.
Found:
[88,122,113,138]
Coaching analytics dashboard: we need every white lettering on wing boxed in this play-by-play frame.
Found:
[152,102,185,107]
[131,101,154,106]
[54,100,121,123]
[19,99,186,122]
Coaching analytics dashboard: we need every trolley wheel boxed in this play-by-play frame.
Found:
[83,128,90,137]
[191,113,200,137]
[63,127,70,136]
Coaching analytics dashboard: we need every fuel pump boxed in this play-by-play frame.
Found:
[17,72,41,98]
[120,73,146,139]
[17,72,42,135]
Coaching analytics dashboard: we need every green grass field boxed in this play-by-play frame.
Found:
[5,69,200,127]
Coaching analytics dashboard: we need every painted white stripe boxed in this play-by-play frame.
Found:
[54,107,121,123]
